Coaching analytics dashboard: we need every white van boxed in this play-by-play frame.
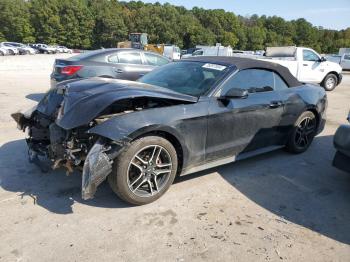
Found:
[163,45,181,60]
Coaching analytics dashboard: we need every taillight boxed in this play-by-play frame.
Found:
[61,65,83,75]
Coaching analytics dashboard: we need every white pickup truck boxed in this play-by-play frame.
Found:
[261,46,343,91]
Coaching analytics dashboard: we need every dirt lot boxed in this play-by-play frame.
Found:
[0,54,349,262]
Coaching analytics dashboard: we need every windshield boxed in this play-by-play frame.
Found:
[138,61,229,96]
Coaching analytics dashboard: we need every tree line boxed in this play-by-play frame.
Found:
[0,0,349,53]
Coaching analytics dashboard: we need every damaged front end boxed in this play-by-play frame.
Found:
[12,78,197,199]
[13,106,120,199]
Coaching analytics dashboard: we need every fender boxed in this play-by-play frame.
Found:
[87,100,210,169]
[82,102,209,199]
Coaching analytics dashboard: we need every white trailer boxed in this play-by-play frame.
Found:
[163,45,181,60]
[182,44,233,58]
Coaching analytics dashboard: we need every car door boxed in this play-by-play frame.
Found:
[298,49,324,83]
[205,69,285,161]
[109,51,149,81]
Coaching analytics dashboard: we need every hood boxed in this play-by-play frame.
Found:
[50,78,198,130]
[325,60,343,73]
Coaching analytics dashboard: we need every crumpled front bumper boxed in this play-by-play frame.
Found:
[82,140,113,200]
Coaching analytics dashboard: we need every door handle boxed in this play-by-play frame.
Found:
[114,68,123,74]
[303,64,308,66]
[269,101,283,108]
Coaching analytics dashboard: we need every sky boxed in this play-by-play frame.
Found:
[124,0,350,30]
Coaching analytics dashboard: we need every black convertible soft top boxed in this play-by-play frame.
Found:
[184,56,302,87]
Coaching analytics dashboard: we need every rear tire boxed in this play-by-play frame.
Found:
[286,111,317,154]
[322,73,338,91]
[108,136,178,205]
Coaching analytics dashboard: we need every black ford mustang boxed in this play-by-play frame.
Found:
[12,57,327,205]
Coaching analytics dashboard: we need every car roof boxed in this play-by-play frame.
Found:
[184,56,301,87]
[67,48,170,62]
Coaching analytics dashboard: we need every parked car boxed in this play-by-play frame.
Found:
[340,54,350,70]
[181,47,200,58]
[34,44,57,54]
[55,46,72,54]
[333,111,350,173]
[261,46,343,91]
[0,47,8,56]
[0,42,19,55]
[182,49,203,58]
[28,44,40,53]
[50,48,171,87]
[48,45,60,53]
[2,42,36,55]
[12,56,327,205]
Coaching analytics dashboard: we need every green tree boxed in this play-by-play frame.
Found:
[89,0,129,48]
[246,26,266,50]
[0,0,34,43]
[58,0,94,48]
[30,0,61,44]
[221,32,238,47]
[0,0,348,52]
[0,31,6,42]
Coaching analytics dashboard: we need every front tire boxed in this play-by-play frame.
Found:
[108,136,178,205]
[286,111,317,154]
[322,73,338,91]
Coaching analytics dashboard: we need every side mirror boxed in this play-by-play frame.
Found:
[320,56,327,62]
[221,88,248,99]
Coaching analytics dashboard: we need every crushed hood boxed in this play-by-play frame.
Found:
[53,78,198,130]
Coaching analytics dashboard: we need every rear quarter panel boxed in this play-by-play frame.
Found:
[279,84,327,137]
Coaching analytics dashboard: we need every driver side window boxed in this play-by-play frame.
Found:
[303,50,319,62]
[220,69,274,95]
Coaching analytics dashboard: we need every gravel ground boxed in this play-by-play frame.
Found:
[0,54,349,262]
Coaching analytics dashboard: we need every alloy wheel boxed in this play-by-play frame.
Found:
[127,145,173,197]
[295,117,316,149]
[325,77,335,90]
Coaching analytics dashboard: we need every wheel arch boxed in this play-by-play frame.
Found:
[128,126,188,176]
[321,71,340,84]
[304,106,321,129]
